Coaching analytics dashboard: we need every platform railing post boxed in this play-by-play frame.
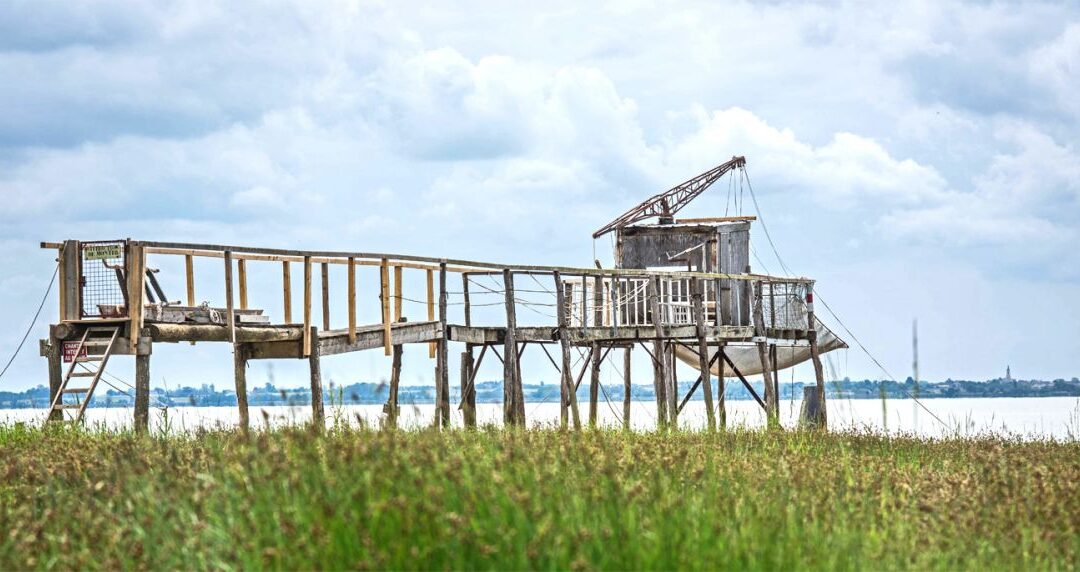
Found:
[436,262,450,428]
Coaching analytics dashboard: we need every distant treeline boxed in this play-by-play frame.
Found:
[3,376,1079,410]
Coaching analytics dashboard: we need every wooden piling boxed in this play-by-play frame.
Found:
[308,326,324,429]
[622,347,631,431]
[461,273,476,428]
[436,263,450,428]
[807,283,827,428]
[647,276,671,430]
[753,281,777,427]
[589,342,601,428]
[554,271,582,430]
[233,344,249,432]
[502,269,524,427]
[134,352,150,433]
[717,343,727,429]
[387,343,402,429]
[692,278,716,431]
[46,330,62,422]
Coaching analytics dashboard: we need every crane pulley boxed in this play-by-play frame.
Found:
[592,155,746,239]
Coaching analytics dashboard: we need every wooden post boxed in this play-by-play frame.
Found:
[128,244,146,352]
[321,262,330,332]
[46,329,63,422]
[394,266,404,323]
[623,347,632,431]
[427,268,436,358]
[651,340,667,428]
[234,344,249,432]
[282,261,292,324]
[237,258,248,310]
[387,343,402,429]
[309,326,325,429]
[717,343,727,429]
[770,343,781,418]
[807,283,827,428]
[589,342,601,428]
[380,259,391,356]
[692,278,716,431]
[347,257,356,344]
[648,276,671,430]
[460,350,475,428]
[554,271,582,430]
[461,273,476,428]
[436,263,450,428]
[185,254,195,306]
[303,256,312,356]
[502,269,524,427]
[753,281,777,428]
[667,343,679,428]
[134,353,150,433]
[60,240,81,321]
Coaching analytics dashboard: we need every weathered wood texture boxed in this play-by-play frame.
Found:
[234,344,249,432]
[308,326,325,428]
[692,278,716,431]
[134,353,150,433]
[554,271,582,430]
[436,263,450,427]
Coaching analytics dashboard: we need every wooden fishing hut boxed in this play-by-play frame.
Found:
[37,156,835,432]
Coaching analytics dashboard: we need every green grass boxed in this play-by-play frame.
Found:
[1,423,1078,570]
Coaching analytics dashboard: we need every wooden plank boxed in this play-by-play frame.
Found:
[427,268,435,358]
[347,257,356,344]
[318,321,442,356]
[692,278,716,431]
[380,259,391,356]
[237,258,248,310]
[309,326,324,429]
[321,262,330,331]
[554,271,581,430]
[303,256,312,356]
[675,216,757,224]
[282,261,293,324]
[185,254,195,306]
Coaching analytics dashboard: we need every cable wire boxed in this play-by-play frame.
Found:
[0,263,58,382]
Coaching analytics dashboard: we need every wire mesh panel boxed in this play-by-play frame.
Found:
[80,240,127,318]
[758,280,809,330]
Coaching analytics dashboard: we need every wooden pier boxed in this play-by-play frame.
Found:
[38,237,831,432]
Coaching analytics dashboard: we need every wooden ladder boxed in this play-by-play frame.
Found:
[47,326,121,424]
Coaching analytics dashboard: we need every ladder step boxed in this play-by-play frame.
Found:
[75,356,103,363]
[62,387,90,394]
[53,404,82,410]
[70,371,98,378]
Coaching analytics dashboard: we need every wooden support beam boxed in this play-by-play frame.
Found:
[436,263,450,428]
[753,280,777,427]
[502,269,523,427]
[185,254,195,307]
[309,326,324,429]
[128,244,146,352]
[386,343,402,428]
[623,347,632,431]
[61,240,81,321]
[347,257,357,344]
[676,349,724,415]
[589,342,601,428]
[282,261,293,324]
[135,353,150,433]
[692,278,716,431]
[460,349,475,428]
[717,343,727,429]
[321,262,330,332]
[234,344,249,432]
[427,268,435,358]
[807,283,827,428]
[46,331,62,422]
[303,256,312,357]
[554,271,582,430]
[647,277,670,429]
[720,350,767,411]
[237,258,248,310]
[380,259,391,356]
[147,323,303,343]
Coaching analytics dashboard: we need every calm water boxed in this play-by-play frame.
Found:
[5,397,1080,440]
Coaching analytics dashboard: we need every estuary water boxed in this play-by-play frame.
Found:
[3,396,1080,440]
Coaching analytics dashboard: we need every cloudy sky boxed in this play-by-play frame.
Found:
[1,0,1078,392]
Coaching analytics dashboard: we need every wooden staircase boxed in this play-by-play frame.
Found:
[47,326,121,423]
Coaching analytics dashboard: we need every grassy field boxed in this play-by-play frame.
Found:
[1,423,1078,570]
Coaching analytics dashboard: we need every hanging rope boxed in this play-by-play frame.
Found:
[0,263,58,383]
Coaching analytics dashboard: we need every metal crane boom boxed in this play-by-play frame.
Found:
[592,155,746,239]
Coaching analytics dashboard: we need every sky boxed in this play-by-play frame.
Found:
[1,0,1078,392]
